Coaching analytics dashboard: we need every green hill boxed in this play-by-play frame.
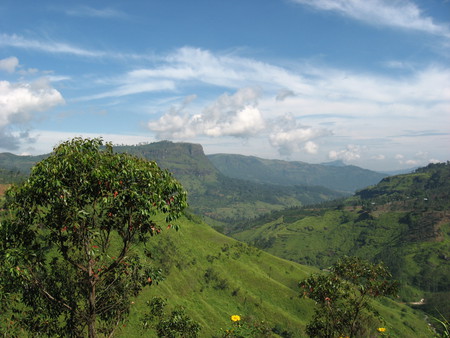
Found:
[232,162,450,321]
[0,141,435,337]
[0,141,347,226]
[115,142,348,226]
[115,215,430,337]
[208,153,387,193]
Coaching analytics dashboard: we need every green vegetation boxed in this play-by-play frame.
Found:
[233,162,450,324]
[115,142,347,226]
[141,296,201,337]
[0,140,442,336]
[207,153,387,193]
[116,215,430,337]
[0,141,347,227]
[0,138,187,337]
[300,257,398,337]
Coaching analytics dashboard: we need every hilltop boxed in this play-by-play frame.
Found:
[232,162,450,321]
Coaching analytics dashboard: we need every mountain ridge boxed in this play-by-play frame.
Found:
[207,153,387,193]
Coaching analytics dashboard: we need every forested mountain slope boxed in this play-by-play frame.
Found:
[208,153,387,193]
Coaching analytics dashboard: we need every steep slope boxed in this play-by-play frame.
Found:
[208,153,387,193]
[117,215,430,337]
[232,162,450,319]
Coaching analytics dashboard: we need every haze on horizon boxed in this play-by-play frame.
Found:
[0,0,449,171]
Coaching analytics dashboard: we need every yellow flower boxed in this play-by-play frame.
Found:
[231,315,241,322]
[377,327,386,332]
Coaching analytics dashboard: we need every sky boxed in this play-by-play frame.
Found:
[0,0,449,171]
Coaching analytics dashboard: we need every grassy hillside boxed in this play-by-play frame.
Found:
[115,215,430,337]
[0,141,435,336]
[208,153,387,193]
[232,162,450,321]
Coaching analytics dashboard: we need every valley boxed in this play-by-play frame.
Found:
[0,140,448,336]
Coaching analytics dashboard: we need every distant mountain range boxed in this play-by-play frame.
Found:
[0,141,388,226]
[208,153,387,193]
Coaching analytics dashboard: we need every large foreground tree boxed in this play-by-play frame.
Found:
[0,138,187,337]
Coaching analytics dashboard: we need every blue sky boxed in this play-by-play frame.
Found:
[0,0,449,171]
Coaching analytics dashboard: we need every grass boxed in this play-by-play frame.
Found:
[109,214,431,337]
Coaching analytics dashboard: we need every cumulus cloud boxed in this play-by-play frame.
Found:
[0,78,64,150]
[148,87,265,139]
[0,128,37,151]
[291,0,450,38]
[0,57,19,73]
[268,113,330,156]
[328,144,362,162]
[0,79,65,126]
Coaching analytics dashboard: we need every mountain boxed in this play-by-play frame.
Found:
[207,154,387,193]
[320,159,347,167]
[115,142,349,227]
[117,215,430,336]
[0,141,347,226]
[0,141,435,336]
[231,162,450,320]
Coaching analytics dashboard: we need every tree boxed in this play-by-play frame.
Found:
[0,137,187,337]
[299,256,398,337]
[141,296,201,337]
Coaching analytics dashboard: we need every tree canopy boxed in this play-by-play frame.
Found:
[300,256,398,337]
[0,137,187,337]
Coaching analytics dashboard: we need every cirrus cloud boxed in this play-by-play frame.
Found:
[291,0,450,38]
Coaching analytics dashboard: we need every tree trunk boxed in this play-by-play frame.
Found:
[88,259,97,338]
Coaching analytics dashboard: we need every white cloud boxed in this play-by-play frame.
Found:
[127,47,311,93]
[304,141,319,154]
[371,154,386,160]
[0,78,65,127]
[77,80,176,101]
[148,87,265,139]
[329,145,362,161]
[268,113,330,156]
[65,6,127,19]
[0,33,105,57]
[0,56,19,73]
[291,0,450,38]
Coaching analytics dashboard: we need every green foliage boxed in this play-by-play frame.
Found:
[141,296,201,337]
[0,137,187,337]
[221,315,273,337]
[233,162,450,320]
[0,141,347,226]
[208,153,387,193]
[430,313,449,337]
[299,257,398,337]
